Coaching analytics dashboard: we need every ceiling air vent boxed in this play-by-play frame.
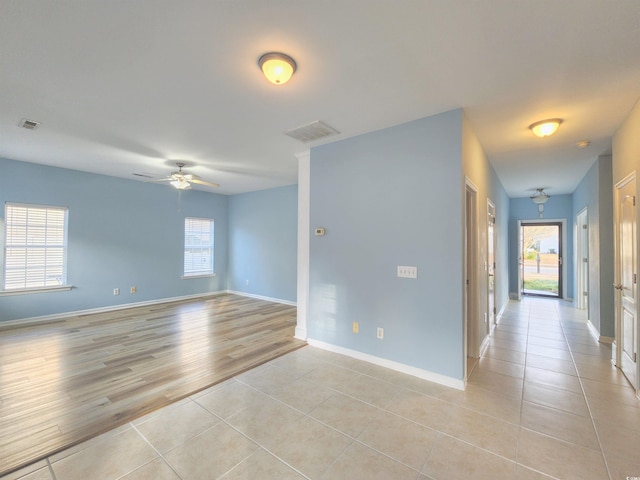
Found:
[18,118,40,130]
[285,120,339,143]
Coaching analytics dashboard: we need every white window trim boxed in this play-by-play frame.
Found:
[181,273,216,280]
[0,284,73,296]
[183,217,215,277]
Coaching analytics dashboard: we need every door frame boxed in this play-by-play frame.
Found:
[487,199,497,329]
[464,179,480,382]
[517,219,567,299]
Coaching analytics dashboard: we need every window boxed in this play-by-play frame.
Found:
[3,203,69,291]
[183,217,214,277]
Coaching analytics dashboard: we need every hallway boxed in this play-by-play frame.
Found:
[4,297,639,480]
[474,297,639,479]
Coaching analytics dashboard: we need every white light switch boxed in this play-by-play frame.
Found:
[397,266,418,278]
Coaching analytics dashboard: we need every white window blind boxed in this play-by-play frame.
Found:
[4,203,68,290]
[184,217,214,277]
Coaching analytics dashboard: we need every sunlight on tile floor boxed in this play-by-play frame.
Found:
[3,297,639,480]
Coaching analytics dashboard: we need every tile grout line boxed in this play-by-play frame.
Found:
[129,422,186,480]
[556,303,613,480]
[46,458,57,480]
[231,359,439,477]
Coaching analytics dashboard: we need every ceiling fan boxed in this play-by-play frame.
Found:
[139,162,220,190]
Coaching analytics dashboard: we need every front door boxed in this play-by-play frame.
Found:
[521,222,562,298]
[615,174,638,389]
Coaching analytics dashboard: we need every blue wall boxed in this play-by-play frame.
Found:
[0,157,302,323]
[508,195,574,299]
[0,157,229,321]
[572,155,614,337]
[309,110,465,380]
[228,185,297,302]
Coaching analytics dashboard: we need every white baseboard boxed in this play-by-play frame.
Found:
[307,338,465,391]
[586,320,600,343]
[0,290,236,328]
[294,326,307,340]
[585,320,614,344]
[226,290,296,307]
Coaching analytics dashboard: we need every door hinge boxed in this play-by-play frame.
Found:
[466,279,470,285]
[583,291,588,296]
[582,224,588,229]
[583,258,588,263]
[634,196,637,207]
[634,273,637,284]
[493,307,497,315]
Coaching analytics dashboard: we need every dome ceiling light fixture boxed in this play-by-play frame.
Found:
[530,188,550,218]
[258,52,297,85]
[529,118,563,138]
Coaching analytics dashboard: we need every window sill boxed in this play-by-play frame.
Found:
[0,285,74,296]
[181,273,217,280]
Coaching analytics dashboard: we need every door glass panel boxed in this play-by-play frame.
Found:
[521,224,561,297]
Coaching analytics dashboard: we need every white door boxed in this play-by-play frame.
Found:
[615,174,638,389]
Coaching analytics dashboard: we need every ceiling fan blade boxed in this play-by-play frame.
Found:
[145,177,172,183]
[190,178,220,188]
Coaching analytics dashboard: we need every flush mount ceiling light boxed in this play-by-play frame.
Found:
[530,188,550,218]
[258,52,296,85]
[529,118,563,138]
[577,140,591,148]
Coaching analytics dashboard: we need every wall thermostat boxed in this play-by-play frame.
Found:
[314,227,326,236]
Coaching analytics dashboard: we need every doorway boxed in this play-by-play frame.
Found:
[520,222,563,298]
[465,180,480,379]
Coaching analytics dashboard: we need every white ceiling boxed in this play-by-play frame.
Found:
[1,1,639,197]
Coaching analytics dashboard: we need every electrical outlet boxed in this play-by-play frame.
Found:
[130,286,136,294]
[377,327,384,339]
[352,322,359,333]
[397,266,418,278]
[113,288,120,296]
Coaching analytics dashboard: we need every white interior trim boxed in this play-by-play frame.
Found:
[0,290,227,328]
[518,218,568,300]
[307,338,465,391]
[226,290,296,306]
[295,151,311,341]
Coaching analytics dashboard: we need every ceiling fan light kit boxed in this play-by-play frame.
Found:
[529,118,563,138]
[170,179,191,190]
[141,162,220,190]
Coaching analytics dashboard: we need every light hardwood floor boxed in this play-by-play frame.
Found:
[0,293,305,477]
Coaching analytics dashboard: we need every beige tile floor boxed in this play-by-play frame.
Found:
[3,297,640,480]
